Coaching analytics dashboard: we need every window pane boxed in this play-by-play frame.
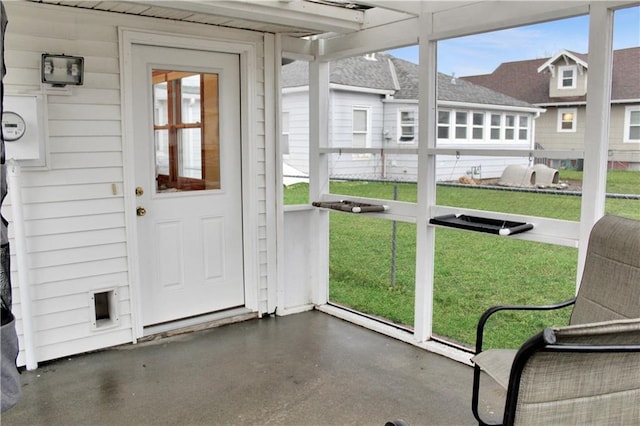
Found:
[519,129,528,140]
[438,127,449,139]
[401,111,415,123]
[153,83,168,126]
[438,110,450,124]
[178,128,202,179]
[519,116,529,127]
[630,126,640,140]
[181,75,201,124]
[455,126,467,139]
[472,128,483,139]
[353,110,367,131]
[353,133,366,148]
[505,129,514,139]
[491,114,501,126]
[456,112,467,125]
[490,128,500,140]
[630,111,640,125]
[155,129,169,175]
[401,126,414,137]
[506,115,515,127]
[473,113,484,126]
[153,70,219,192]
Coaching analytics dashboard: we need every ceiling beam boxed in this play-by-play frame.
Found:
[135,0,365,33]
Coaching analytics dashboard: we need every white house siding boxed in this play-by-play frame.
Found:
[2,1,269,365]
[328,90,385,179]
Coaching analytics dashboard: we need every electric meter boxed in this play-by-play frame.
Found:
[2,111,27,142]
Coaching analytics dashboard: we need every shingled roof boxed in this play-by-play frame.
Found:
[281,52,537,109]
[462,47,640,105]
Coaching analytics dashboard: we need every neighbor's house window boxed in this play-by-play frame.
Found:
[558,108,577,132]
[438,110,450,139]
[455,111,468,139]
[518,116,529,140]
[352,106,371,158]
[490,113,501,140]
[472,112,484,140]
[558,65,577,89]
[281,111,290,158]
[505,114,516,140]
[624,106,640,143]
[398,109,417,143]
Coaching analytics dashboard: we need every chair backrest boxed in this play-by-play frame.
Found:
[506,318,640,425]
[570,215,640,325]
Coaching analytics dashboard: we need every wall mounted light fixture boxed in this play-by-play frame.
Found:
[41,54,84,87]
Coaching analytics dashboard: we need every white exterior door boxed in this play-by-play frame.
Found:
[132,45,244,327]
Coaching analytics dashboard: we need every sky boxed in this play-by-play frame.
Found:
[388,6,640,77]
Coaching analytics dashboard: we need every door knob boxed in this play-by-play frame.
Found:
[136,207,147,217]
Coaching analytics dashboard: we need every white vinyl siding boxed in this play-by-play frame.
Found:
[3,1,268,365]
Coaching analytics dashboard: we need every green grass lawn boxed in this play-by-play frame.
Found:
[284,170,640,349]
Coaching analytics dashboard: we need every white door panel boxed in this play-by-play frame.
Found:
[132,45,244,326]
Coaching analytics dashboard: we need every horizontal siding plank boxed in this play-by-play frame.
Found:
[48,137,123,154]
[35,317,133,346]
[30,242,126,268]
[21,167,123,187]
[48,88,120,105]
[5,11,118,42]
[32,327,133,365]
[22,183,123,204]
[48,120,122,137]
[47,104,121,121]
[49,152,123,169]
[26,214,126,237]
[22,198,125,220]
[31,272,129,300]
[30,257,129,285]
[6,33,119,59]
[27,228,127,253]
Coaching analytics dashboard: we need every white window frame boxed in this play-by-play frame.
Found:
[623,105,640,143]
[471,112,484,140]
[557,65,577,89]
[454,111,468,140]
[518,115,530,141]
[558,108,577,132]
[489,113,502,141]
[437,109,451,140]
[397,108,417,144]
[504,114,516,140]
[352,106,371,159]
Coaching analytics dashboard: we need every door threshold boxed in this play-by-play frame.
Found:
[141,307,257,340]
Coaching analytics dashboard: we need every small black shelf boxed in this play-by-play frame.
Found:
[429,214,533,236]
[312,200,388,213]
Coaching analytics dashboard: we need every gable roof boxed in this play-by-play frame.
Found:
[537,49,589,73]
[281,52,537,109]
[462,47,640,105]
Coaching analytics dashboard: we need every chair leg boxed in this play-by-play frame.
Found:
[472,364,500,426]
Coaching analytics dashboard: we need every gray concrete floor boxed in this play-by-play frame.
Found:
[2,311,502,425]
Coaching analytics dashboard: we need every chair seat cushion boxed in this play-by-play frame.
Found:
[472,349,517,389]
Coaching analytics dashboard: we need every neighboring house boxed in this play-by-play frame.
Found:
[281,52,543,182]
[463,47,640,170]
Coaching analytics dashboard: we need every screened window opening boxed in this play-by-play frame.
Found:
[152,70,221,192]
[399,110,417,143]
